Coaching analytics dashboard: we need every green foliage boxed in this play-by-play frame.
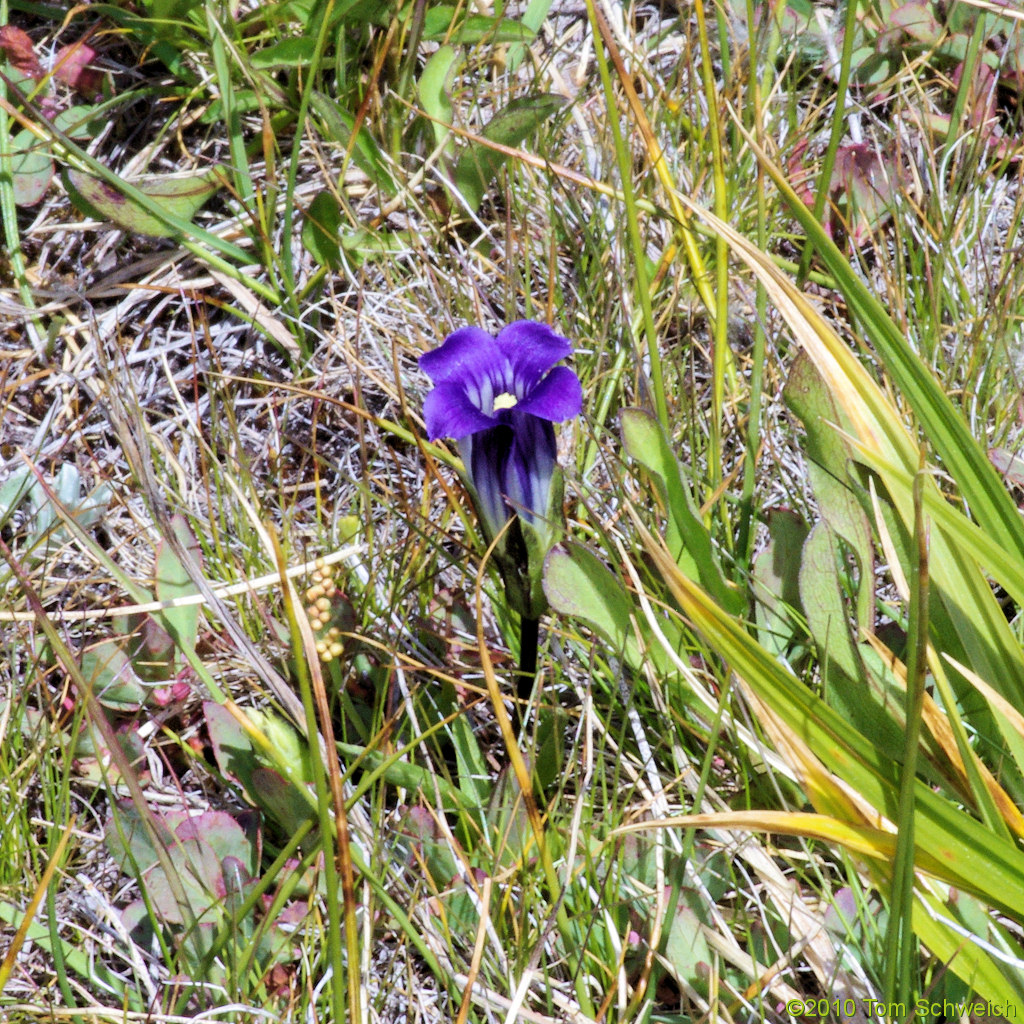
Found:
[0,464,112,562]
[6,0,1024,1019]
[451,93,567,213]
[0,25,109,206]
[104,800,303,1000]
[619,408,745,616]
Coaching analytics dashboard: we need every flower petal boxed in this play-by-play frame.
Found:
[419,326,500,385]
[515,366,582,422]
[464,427,516,538]
[423,382,496,440]
[504,414,557,523]
[494,321,573,392]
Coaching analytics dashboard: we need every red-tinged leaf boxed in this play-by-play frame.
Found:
[53,39,103,98]
[64,166,224,237]
[831,143,900,246]
[888,1,941,45]
[989,448,1024,489]
[0,25,43,80]
[784,138,817,210]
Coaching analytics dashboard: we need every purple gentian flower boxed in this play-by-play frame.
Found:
[420,320,582,540]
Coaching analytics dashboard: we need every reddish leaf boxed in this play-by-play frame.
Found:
[831,143,901,247]
[0,25,43,80]
[888,1,941,46]
[53,39,103,98]
[785,138,817,211]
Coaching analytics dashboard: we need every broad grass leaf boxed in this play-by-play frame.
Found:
[798,523,865,684]
[734,132,1024,564]
[421,8,535,43]
[784,350,873,627]
[673,189,1024,766]
[638,528,1024,933]
[798,523,905,760]
[751,508,808,659]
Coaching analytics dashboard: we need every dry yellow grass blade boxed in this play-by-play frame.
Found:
[860,633,1024,842]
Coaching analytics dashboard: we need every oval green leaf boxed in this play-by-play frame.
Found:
[10,128,53,206]
[64,165,224,237]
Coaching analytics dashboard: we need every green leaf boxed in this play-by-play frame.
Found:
[340,227,415,262]
[52,103,106,141]
[205,701,260,796]
[784,350,874,627]
[661,898,713,995]
[755,138,1024,568]
[751,507,808,659]
[453,93,566,211]
[543,542,637,661]
[250,36,318,69]
[0,900,132,1004]
[798,524,905,760]
[141,0,204,18]
[8,128,53,206]
[799,523,864,683]
[81,639,148,712]
[310,91,396,194]
[643,538,1024,935]
[418,44,458,155]
[421,7,536,43]
[620,408,745,616]
[63,165,224,237]
[152,513,201,675]
[302,190,343,270]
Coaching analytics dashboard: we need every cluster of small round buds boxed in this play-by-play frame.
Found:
[316,635,345,662]
[305,558,351,663]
